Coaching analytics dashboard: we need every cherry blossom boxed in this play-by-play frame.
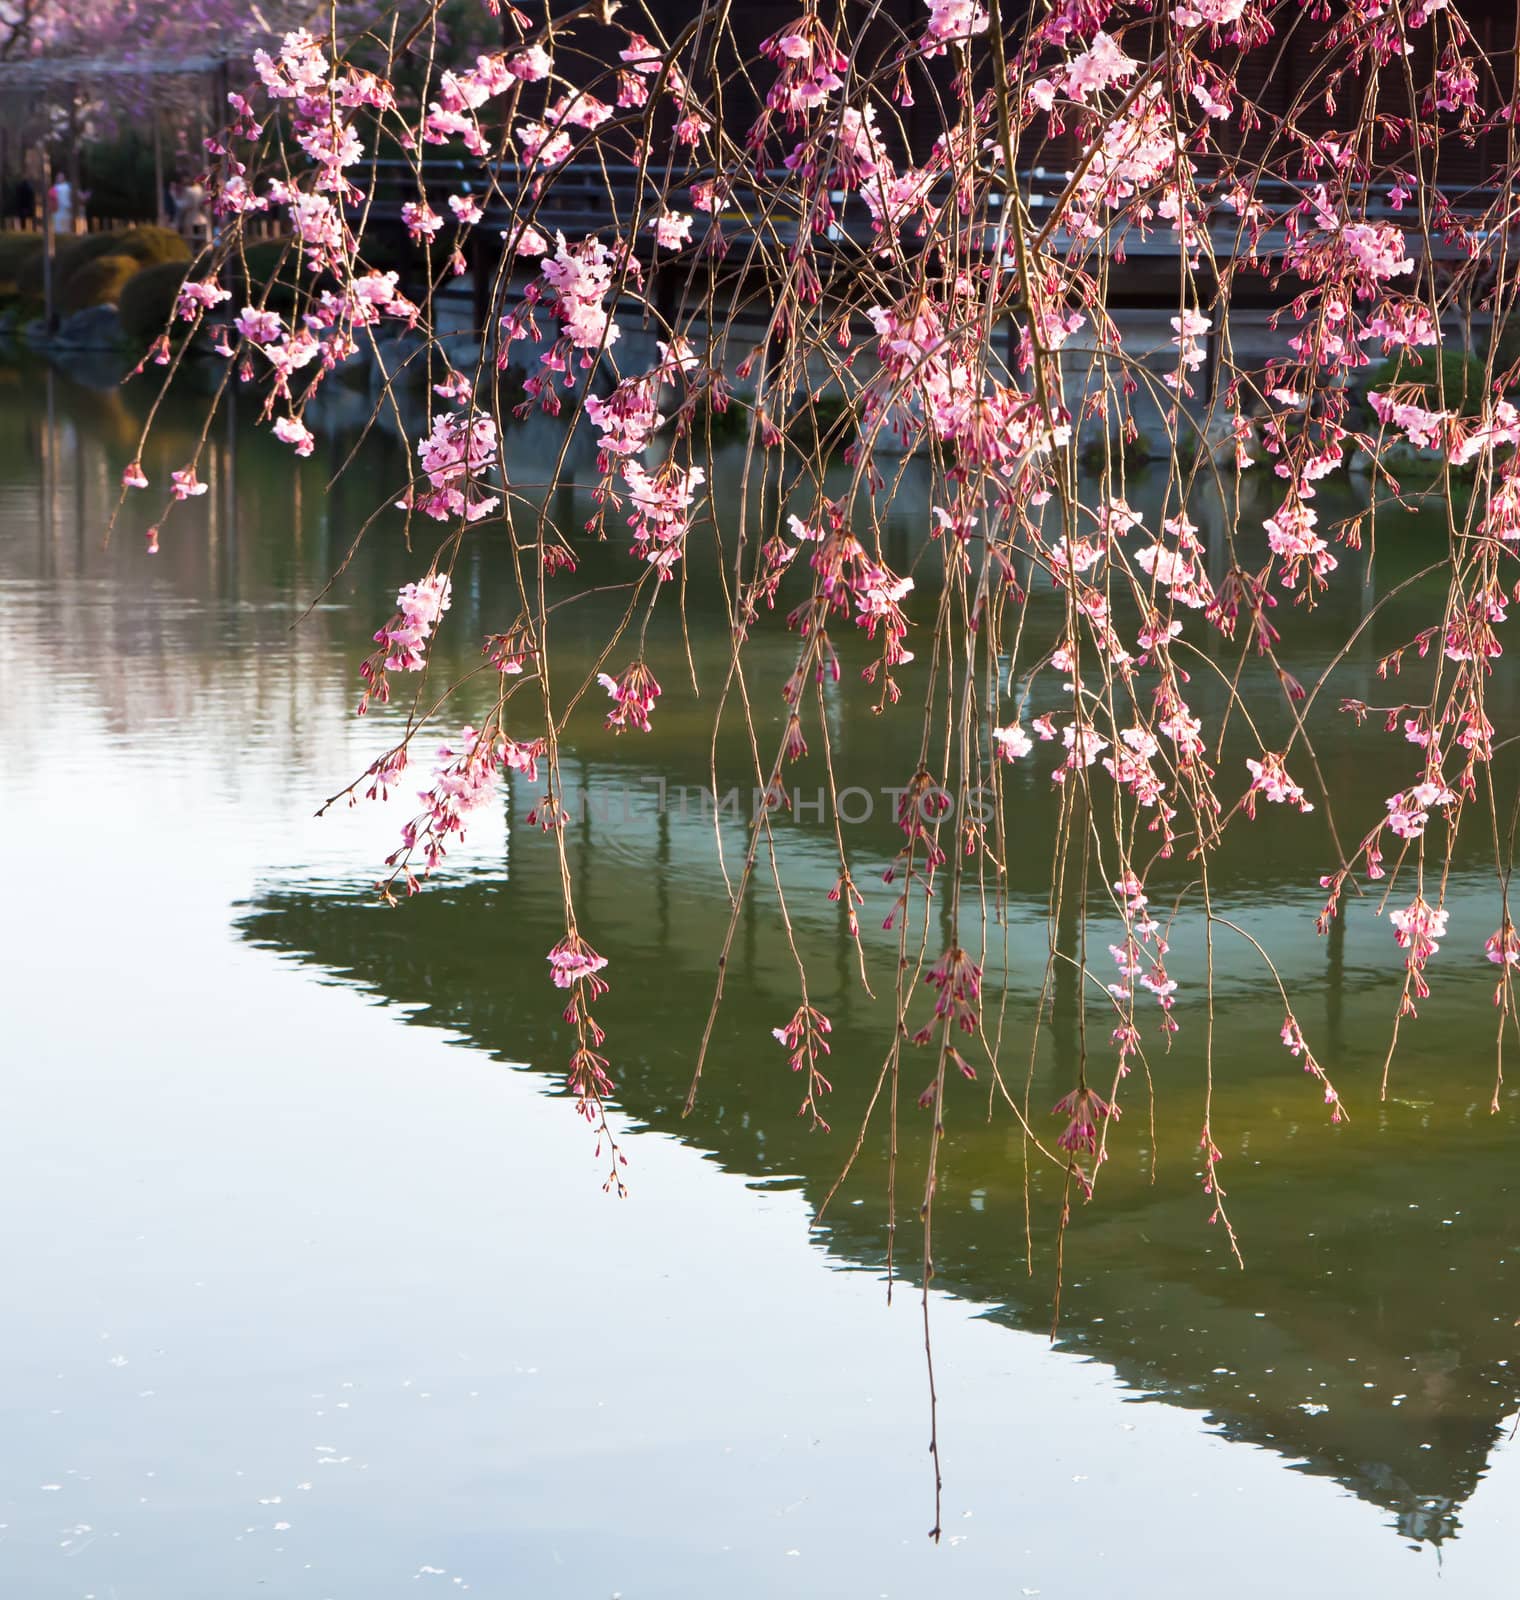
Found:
[1487,925,1520,968]
[1064,32,1140,103]
[650,211,693,250]
[1244,754,1313,815]
[367,574,452,684]
[992,725,1034,761]
[597,662,662,733]
[1053,1087,1118,1155]
[110,0,1520,1210]
[547,935,610,993]
[273,417,315,457]
[922,0,989,53]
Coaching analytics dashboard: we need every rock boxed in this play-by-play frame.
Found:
[52,305,124,351]
[368,330,430,398]
[1349,440,1447,478]
[438,332,484,375]
[302,381,374,434]
[327,339,371,386]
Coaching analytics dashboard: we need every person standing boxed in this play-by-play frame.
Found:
[11,177,36,226]
[48,175,73,235]
[175,177,208,247]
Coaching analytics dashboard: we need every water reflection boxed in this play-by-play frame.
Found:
[240,872,1520,1548]
[4,358,1519,1585]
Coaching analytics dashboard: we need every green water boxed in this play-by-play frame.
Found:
[3,358,1519,1596]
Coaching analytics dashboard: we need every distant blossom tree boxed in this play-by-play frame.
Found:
[0,0,313,63]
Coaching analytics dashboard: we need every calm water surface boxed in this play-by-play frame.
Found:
[3,360,1520,1597]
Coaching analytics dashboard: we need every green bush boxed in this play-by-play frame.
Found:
[58,253,140,316]
[18,224,188,297]
[1486,317,1520,386]
[0,231,44,287]
[225,235,302,318]
[1365,349,1490,416]
[118,259,190,346]
[114,236,305,350]
[118,223,190,260]
[239,235,297,282]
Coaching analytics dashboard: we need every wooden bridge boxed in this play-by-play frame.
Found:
[362,156,1503,323]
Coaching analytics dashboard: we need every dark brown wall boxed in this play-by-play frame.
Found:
[551,0,1515,184]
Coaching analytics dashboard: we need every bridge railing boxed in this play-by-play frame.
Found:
[359,157,1502,268]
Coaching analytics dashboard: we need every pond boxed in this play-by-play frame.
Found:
[2,359,1518,1597]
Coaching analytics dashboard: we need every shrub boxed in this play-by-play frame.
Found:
[0,231,44,288]
[58,253,140,316]
[226,234,303,317]
[238,235,297,282]
[118,259,190,346]
[18,224,188,298]
[95,224,191,272]
[114,238,304,350]
[1365,348,1491,416]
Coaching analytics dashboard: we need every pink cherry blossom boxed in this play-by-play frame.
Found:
[621,461,706,577]
[1390,898,1448,995]
[447,193,483,226]
[402,411,501,524]
[400,200,444,242]
[537,232,623,354]
[1065,32,1140,103]
[992,724,1034,761]
[273,416,315,457]
[234,306,284,346]
[1174,0,1246,23]
[923,0,988,53]
[1244,754,1313,815]
[385,726,500,882]
[365,575,452,683]
[175,278,232,319]
[547,935,610,992]
[1052,1087,1117,1155]
[650,211,693,250]
[597,661,662,733]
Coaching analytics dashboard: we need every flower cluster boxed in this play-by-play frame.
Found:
[1244,754,1314,817]
[597,661,662,733]
[1390,896,1449,1005]
[381,726,499,893]
[401,411,501,524]
[772,1004,834,1129]
[921,945,982,1036]
[1052,1087,1118,1157]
